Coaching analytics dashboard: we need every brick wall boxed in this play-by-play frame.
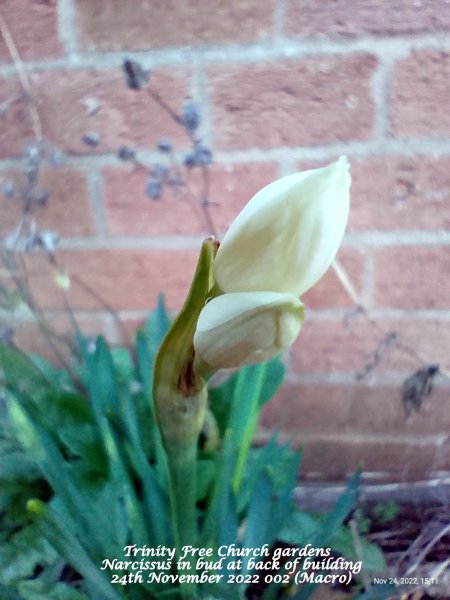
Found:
[1,0,449,481]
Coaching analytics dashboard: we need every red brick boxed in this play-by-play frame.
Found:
[375,319,450,375]
[261,382,450,436]
[12,315,113,365]
[373,246,450,309]
[0,167,93,236]
[390,51,450,138]
[0,68,189,157]
[348,156,450,231]
[290,317,382,375]
[208,55,377,150]
[25,249,199,312]
[434,437,450,472]
[0,1,62,63]
[75,0,274,50]
[103,162,278,236]
[285,0,450,38]
[290,316,450,375]
[302,247,367,310]
[299,439,443,481]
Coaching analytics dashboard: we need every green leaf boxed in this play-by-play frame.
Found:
[241,473,273,575]
[8,397,114,557]
[201,429,237,548]
[18,581,89,600]
[0,287,23,310]
[290,472,361,600]
[144,294,171,353]
[371,500,399,523]
[279,511,321,544]
[0,449,41,483]
[28,355,75,391]
[111,347,134,383]
[329,526,386,573]
[196,459,216,501]
[209,355,284,436]
[312,470,360,547]
[0,585,23,600]
[0,345,53,398]
[27,500,120,600]
[0,524,57,585]
[82,336,119,419]
[135,294,171,396]
[117,385,170,546]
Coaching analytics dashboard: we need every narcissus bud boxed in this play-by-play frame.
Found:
[193,157,350,370]
[194,292,304,369]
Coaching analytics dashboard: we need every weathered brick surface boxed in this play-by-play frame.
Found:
[299,439,443,481]
[349,156,450,231]
[373,247,450,309]
[0,68,189,158]
[75,0,274,50]
[26,249,198,312]
[291,317,383,375]
[0,0,449,482]
[285,0,450,38]
[208,55,377,149]
[390,51,450,138]
[301,248,367,309]
[375,319,450,374]
[0,1,62,63]
[103,162,278,236]
[290,317,450,375]
[261,382,450,436]
[0,167,93,236]
[13,316,113,364]
[299,155,450,231]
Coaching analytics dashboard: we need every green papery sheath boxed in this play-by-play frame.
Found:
[152,237,217,449]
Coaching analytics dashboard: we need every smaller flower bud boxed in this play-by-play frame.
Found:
[194,292,304,369]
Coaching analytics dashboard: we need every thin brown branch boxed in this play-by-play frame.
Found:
[66,272,130,345]
[144,83,218,236]
[146,88,181,125]
[200,164,217,237]
[332,259,450,380]
[0,12,43,141]
[0,251,77,376]
[405,521,450,576]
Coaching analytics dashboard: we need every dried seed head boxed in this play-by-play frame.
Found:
[123,59,150,90]
[145,176,162,200]
[32,187,50,207]
[156,138,173,153]
[181,100,200,132]
[117,145,136,161]
[1,180,15,200]
[81,133,101,147]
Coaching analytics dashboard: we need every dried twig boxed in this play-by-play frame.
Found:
[0,12,43,140]
[146,88,182,125]
[332,259,450,380]
[429,556,450,581]
[405,520,450,576]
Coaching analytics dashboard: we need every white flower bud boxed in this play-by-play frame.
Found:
[214,156,350,296]
[194,157,351,370]
[194,292,303,369]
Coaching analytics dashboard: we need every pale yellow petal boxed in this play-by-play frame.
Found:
[214,157,350,296]
[194,292,304,369]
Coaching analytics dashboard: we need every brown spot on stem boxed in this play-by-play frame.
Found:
[176,349,200,396]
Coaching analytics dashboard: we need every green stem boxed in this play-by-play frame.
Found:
[167,442,198,550]
[166,442,198,597]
